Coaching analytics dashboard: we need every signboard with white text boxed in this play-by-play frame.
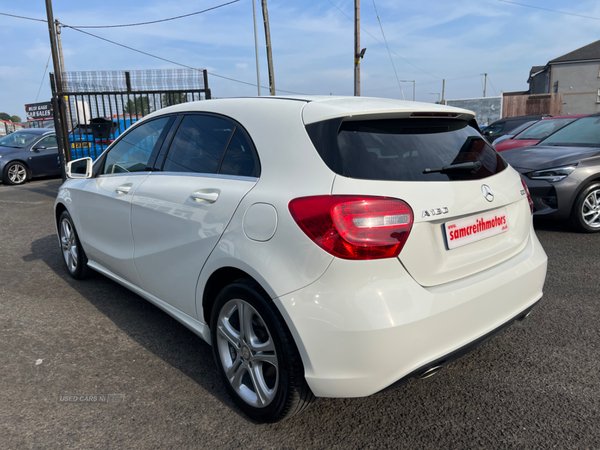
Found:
[25,102,53,121]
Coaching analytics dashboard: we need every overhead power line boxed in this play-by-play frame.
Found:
[63,24,306,95]
[1,0,241,28]
[2,6,304,95]
[0,12,47,22]
[487,75,499,96]
[497,0,600,21]
[371,0,405,99]
[362,74,481,93]
[66,0,241,28]
[327,0,441,79]
[36,51,52,102]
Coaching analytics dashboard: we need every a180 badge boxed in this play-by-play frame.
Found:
[422,207,449,218]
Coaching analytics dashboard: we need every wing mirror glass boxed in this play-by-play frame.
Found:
[67,157,93,179]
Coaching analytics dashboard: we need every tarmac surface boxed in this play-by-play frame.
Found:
[1,178,599,449]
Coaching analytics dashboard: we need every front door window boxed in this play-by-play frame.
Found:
[102,117,171,174]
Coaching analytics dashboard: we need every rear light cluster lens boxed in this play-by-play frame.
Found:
[521,177,534,214]
[289,196,414,260]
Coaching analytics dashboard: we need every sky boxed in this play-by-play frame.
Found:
[1,0,600,121]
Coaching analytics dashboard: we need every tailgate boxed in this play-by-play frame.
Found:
[332,167,532,286]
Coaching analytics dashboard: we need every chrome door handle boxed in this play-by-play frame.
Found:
[115,184,132,195]
[190,191,219,203]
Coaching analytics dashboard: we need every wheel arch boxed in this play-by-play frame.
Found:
[201,266,272,329]
[54,202,69,246]
[55,202,68,226]
[576,174,600,195]
[2,159,31,180]
[568,175,600,214]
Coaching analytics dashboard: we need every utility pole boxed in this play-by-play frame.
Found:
[483,73,487,97]
[252,0,261,96]
[399,80,415,101]
[354,0,360,96]
[45,0,70,179]
[55,20,66,81]
[55,19,72,131]
[441,79,446,104]
[261,0,276,96]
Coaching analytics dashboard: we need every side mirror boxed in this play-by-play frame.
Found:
[66,157,93,179]
[32,146,46,152]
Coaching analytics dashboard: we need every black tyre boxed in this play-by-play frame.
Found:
[569,182,600,232]
[58,211,90,279]
[210,279,314,422]
[3,161,28,185]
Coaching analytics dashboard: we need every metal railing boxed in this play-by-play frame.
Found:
[50,69,211,175]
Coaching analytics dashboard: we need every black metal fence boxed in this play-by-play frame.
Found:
[51,69,211,168]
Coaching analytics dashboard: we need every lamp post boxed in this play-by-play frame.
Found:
[429,92,440,103]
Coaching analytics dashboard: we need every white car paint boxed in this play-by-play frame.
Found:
[130,172,257,317]
[76,172,151,286]
[55,96,547,401]
[333,168,532,286]
[276,224,546,397]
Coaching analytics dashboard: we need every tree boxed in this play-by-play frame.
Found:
[162,92,188,108]
[11,115,22,123]
[123,96,151,116]
[0,112,11,121]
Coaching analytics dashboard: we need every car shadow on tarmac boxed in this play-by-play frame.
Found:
[532,217,572,233]
[0,175,62,196]
[25,233,252,422]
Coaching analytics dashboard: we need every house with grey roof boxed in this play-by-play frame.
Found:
[527,40,600,114]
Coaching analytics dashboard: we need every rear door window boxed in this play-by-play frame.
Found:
[307,118,505,182]
[162,114,260,177]
[219,129,259,178]
[162,115,234,174]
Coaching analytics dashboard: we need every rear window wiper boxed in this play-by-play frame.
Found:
[423,161,482,174]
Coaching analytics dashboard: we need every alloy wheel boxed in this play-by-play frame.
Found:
[581,188,600,228]
[216,299,279,408]
[60,218,78,273]
[8,163,27,184]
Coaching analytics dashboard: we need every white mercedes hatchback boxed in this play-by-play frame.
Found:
[55,96,547,422]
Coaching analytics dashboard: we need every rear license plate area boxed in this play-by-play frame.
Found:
[444,207,509,250]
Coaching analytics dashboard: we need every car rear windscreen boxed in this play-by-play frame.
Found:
[306,118,506,182]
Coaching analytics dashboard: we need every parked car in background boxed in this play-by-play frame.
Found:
[495,115,588,152]
[0,129,60,185]
[55,96,547,422]
[502,114,600,232]
[482,114,549,143]
[491,120,539,146]
[69,116,139,161]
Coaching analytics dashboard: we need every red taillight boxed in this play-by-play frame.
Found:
[521,177,534,214]
[288,196,414,260]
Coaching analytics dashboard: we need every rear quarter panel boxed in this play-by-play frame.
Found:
[194,100,337,323]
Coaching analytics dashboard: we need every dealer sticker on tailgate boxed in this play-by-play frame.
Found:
[444,207,509,250]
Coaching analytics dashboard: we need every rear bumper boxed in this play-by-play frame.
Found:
[379,299,537,393]
[275,225,547,398]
